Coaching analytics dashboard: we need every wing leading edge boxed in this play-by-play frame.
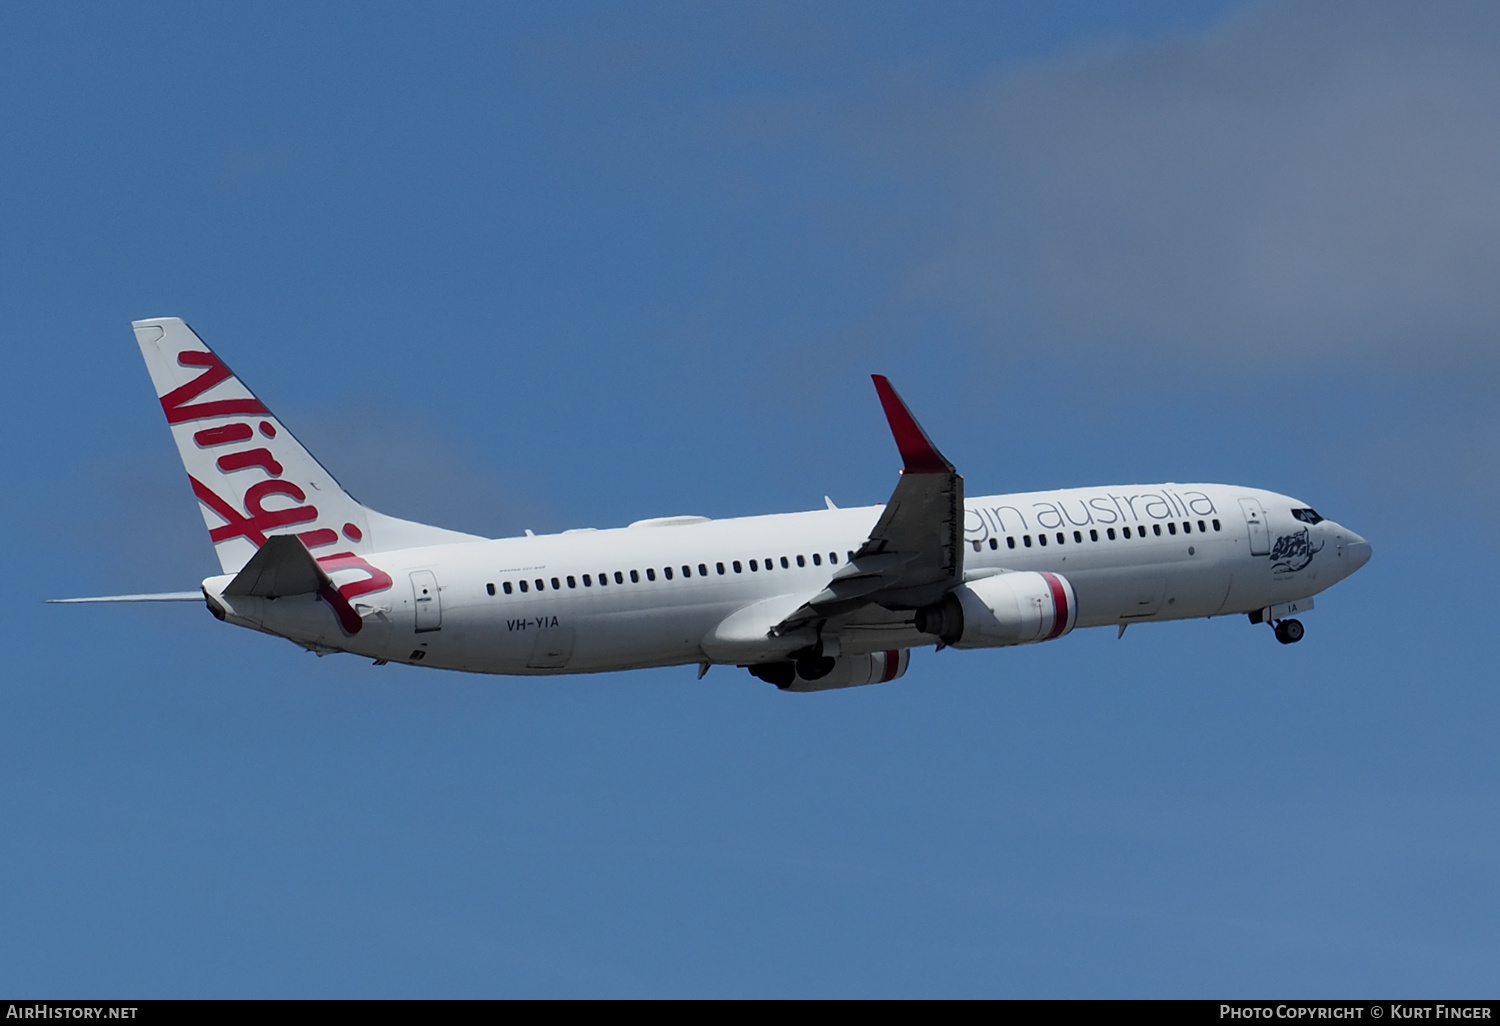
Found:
[773,376,964,636]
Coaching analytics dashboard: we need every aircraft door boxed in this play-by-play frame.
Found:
[411,570,442,632]
[1239,498,1270,556]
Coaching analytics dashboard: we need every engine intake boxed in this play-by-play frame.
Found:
[916,571,1077,648]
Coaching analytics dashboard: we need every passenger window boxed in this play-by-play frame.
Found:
[646,568,656,581]
[972,540,982,552]
[567,576,576,588]
[550,578,560,590]
[1023,535,1032,547]
[1074,531,1083,543]
[1168,522,1177,535]
[503,581,514,594]
[812,554,822,566]
[716,562,726,575]
[699,564,709,576]
[780,557,789,569]
[733,561,742,573]
[1123,527,1131,538]
[989,538,999,550]
[582,575,591,587]
[1107,528,1115,540]
[681,565,691,578]
[1007,537,1016,549]
[765,557,774,570]
[630,570,640,583]
[614,571,624,584]
[796,555,806,567]
[749,559,758,571]
[519,580,529,593]
[486,583,495,596]
[598,573,607,587]
[1152,524,1161,537]
[1212,519,1221,531]
[831,552,840,564]
[1057,533,1065,545]
[664,567,673,580]
[1089,529,1098,541]
[1198,520,1206,533]
[1182,521,1191,533]
[1039,534,1048,546]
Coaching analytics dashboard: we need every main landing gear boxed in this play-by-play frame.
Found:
[1273,619,1304,645]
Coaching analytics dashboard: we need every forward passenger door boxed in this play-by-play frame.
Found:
[1238,498,1270,556]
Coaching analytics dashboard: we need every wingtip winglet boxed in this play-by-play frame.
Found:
[871,375,953,474]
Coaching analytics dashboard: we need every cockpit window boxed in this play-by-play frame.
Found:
[1291,508,1323,525]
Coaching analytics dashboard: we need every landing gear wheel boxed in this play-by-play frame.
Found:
[1274,619,1304,645]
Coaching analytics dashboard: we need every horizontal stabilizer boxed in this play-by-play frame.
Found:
[47,592,202,603]
[222,534,364,635]
[224,534,327,598]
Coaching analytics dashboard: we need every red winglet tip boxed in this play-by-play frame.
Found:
[871,375,952,474]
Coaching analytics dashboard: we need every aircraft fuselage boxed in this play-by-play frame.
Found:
[202,483,1369,676]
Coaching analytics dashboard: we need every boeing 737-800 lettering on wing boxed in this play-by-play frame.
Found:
[53,318,1371,690]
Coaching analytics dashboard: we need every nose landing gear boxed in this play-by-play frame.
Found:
[1249,607,1307,645]
[1273,619,1304,645]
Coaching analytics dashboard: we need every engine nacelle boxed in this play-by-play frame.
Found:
[915,571,1077,648]
[747,649,910,692]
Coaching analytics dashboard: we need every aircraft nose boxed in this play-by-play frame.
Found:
[1345,530,1372,572]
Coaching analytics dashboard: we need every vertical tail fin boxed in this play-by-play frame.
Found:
[133,318,483,574]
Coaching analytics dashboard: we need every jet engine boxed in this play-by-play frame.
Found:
[915,571,1076,648]
[747,649,910,692]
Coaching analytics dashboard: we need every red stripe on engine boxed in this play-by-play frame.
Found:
[1040,572,1070,640]
[880,649,901,683]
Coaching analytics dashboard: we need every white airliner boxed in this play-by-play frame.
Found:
[54,318,1371,691]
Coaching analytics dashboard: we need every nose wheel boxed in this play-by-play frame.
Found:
[1273,619,1304,645]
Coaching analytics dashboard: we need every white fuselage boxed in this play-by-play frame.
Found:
[203,482,1369,676]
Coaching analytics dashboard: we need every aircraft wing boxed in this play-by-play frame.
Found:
[773,376,964,635]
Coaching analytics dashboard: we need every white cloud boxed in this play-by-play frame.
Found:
[902,0,1500,360]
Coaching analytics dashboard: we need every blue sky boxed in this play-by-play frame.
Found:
[3,0,1498,997]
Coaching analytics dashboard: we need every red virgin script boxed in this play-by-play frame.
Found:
[167,349,392,626]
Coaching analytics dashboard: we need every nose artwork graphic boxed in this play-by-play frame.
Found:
[1269,528,1324,575]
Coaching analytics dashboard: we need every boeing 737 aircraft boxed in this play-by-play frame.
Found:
[54,318,1371,691]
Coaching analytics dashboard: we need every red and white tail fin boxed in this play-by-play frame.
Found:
[133,318,484,575]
